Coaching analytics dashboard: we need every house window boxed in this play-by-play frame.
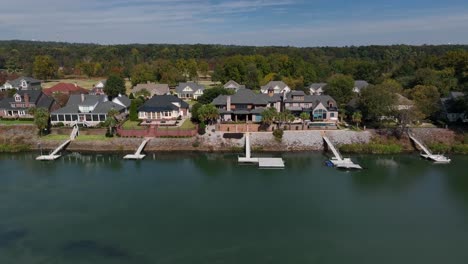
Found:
[330,113,335,117]
[65,115,72,121]
[58,115,65,121]
[21,80,27,87]
[51,115,58,121]
[313,109,327,120]
[14,95,21,102]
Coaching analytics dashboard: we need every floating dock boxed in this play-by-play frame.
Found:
[238,133,285,168]
[408,132,451,163]
[36,125,79,161]
[124,138,151,160]
[323,135,362,170]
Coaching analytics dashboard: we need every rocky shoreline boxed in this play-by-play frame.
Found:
[1,125,466,154]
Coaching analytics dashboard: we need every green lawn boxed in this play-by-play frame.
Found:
[166,119,196,130]
[0,119,34,126]
[122,120,145,130]
[42,134,111,141]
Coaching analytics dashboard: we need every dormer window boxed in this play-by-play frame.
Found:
[14,94,21,102]
[21,80,27,88]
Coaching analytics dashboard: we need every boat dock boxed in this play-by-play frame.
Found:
[408,132,451,163]
[36,125,79,161]
[238,133,285,168]
[124,138,151,160]
[323,135,362,169]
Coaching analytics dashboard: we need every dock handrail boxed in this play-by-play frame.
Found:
[407,132,432,156]
[322,136,343,161]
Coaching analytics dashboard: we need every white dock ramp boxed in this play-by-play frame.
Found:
[36,125,78,161]
[124,138,151,160]
[408,132,451,163]
[323,135,362,170]
[238,133,284,168]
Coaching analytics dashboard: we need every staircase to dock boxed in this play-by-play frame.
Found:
[124,138,152,160]
[36,125,79,161]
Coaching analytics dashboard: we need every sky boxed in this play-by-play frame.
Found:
[1,0,467,47]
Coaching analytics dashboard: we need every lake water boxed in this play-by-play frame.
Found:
[1,152,468,264]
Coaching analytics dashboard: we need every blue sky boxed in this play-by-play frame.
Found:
[1,0,467,46]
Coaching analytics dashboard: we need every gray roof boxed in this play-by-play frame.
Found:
[0,90,54,110]
[138,95,189,112]
[284,92,338,110]
[213,88,269,106]
[308,83,327,89]
[175,82,205,94]
[450,91,465,99]
[224,80,246,89]
[133,83,170,96]
[354,80,369,90]
[114,95,131,108]
[7,76,41,90]
[52,94,125,114]
[260,81,289,92]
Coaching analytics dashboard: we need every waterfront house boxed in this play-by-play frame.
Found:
[0,76,41,91]
[50,94,128,127]
[132,82,169,98]
[260,81,291,94]
[441,91,467,122]
[138,95,189,124]
[212,88,282,123]
[283,91,339,122]
[0,90,57,118]
[175,82,205,100]
[308,83,327,95]
[43,83,89,96]
[223,80,245,91]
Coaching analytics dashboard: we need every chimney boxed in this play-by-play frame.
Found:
[24,93,30,107]
[227,96,231,111]
[268,88,274,97]
[81,93,85,102]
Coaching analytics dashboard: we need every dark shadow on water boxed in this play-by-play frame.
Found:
[62,240,130,258]
[0,228,28,248]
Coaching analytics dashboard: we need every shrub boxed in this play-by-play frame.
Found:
[198,122,206,135]
[192,140,200,148]
[453,144,468,154]
[273,128,283,142]
[54,122,64,127]
[428,143,451,153]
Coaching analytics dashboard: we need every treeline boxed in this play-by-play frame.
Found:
[0,40,467,90]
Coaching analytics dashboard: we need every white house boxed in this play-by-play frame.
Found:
[175,82,205,100]
[260,81,291,94]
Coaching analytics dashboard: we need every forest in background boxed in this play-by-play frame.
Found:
[1,40,467,124]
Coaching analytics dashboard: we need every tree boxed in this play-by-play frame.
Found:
[326,74,355,105]
[299,112,310,130]
[104,74,126,98]
[352,111,362,129]
[198,61,209,78]
[191,102,202,122]
[197,104,219,125]
[104,109,120,136]
[28,107,50,136]
[129,100,138,121]
[407,85,440,119]
[197,87,233,105]
[359,84,397,121]
[33,55,57,80]
[130,63,155,86]
[135,88,151,99]
[261,107,277,128]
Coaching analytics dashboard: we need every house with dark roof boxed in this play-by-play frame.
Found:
[138,95,189,123]
[260,81,291,94]
[0,90,57,118]
[89,80,106,95]
[441,91,467,122]
[223,80,245,91]
[50,94,128,127]
[212,88,282,123]
[0,76,42,91]
[43,83,89,96]
[308,83,327,95]
[133,82,170,97]
[175,82,205,100]
[283,91,339,122]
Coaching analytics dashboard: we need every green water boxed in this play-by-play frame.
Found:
[1,152,468,264]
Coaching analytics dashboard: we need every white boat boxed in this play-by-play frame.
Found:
[420,153,451,164]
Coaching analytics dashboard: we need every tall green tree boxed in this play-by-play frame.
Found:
[359,84,397,121]
[197,104,219,124]
[325,74,355,105]
[197,87,233,105]
[28,107,50,136]
[33,55,57,80]
[104,74,126,98]
[261,107,278,127]
[352,111,362,129]
[407,85,440,119]
[131,63,155,86]
[299,112,310,130]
